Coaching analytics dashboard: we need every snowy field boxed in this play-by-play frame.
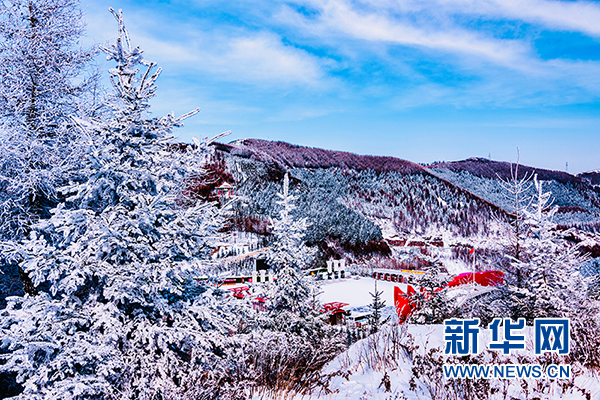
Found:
[319,276,406,320]
[319,277,406,309]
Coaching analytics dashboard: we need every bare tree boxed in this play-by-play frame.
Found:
[498,149,532,284]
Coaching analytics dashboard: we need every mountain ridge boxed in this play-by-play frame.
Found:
[212,139,427,175]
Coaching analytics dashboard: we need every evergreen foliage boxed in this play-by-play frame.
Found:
[265,173,315,272]
[0,10,239,399]
[264,173,320,331]
[368,279,388,333]
[0,0,98,295]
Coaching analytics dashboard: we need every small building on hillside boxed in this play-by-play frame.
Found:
[306,259,347,280]
[322,302,349,325]
[215,182,236,197]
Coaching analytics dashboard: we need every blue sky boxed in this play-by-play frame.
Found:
[82,0,600,173]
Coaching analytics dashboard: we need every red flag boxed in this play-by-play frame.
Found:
[469,248,474,254]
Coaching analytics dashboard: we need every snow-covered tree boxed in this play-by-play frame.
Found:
[261,172,324,339]
[265,172,314,272]
[0,0,96,133]
[0,9,241,399]
[269,265,311,315]
[0,0,98,294]
[508,174,586,321]
[369,279,388,333]
[497,150,533,268]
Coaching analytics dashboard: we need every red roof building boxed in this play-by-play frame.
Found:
[215,182,236,196]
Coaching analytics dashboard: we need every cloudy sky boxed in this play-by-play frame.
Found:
[82,0,600,173]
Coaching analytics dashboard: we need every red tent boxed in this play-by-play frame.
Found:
[394,285,416,322]
[322,302,349,313]
[447,270,503,287]
[228,285,250,299]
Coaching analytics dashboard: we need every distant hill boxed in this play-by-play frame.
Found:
[427,158,600,228]
[429,157,584,187]
[579,170,600,187]
[209,140,517,270]
[212,139,426,175]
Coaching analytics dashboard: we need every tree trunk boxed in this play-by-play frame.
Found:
[18,266,37,296]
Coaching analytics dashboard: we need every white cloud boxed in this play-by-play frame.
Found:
[83,2,330,89]
[119,32,328,88]
[430,0,600,37]
[281,0,533,70]
[207,34,326,86]
[347,0,600,37]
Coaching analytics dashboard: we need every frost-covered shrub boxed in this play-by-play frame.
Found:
[238,329,344,397]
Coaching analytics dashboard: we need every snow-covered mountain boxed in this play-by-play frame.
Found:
[579,169,600,188]
[427,157,600,228]
[206,140,600,272]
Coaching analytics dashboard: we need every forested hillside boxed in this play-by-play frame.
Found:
[428,157,600,229]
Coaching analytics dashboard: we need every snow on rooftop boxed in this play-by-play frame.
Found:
[216,182,236,188]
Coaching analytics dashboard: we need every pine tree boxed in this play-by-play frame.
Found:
[0,9,239,399]
[508,174,586,321]
[265,172,315,316]
[262,173,322,338]
[265,172,314,272]
[0,0,98,294]
[369,279,387,334]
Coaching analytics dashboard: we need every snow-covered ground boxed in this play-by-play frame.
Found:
[319,277,406,309]
[315,325,442,400]
[303,324,600,400]
[319,276,405,319]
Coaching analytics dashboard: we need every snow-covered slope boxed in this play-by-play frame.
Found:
[307,323,600,400]
[428,158,600,228]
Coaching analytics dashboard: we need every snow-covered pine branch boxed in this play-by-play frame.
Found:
[0,9,241,399]
[0,0,98,295]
